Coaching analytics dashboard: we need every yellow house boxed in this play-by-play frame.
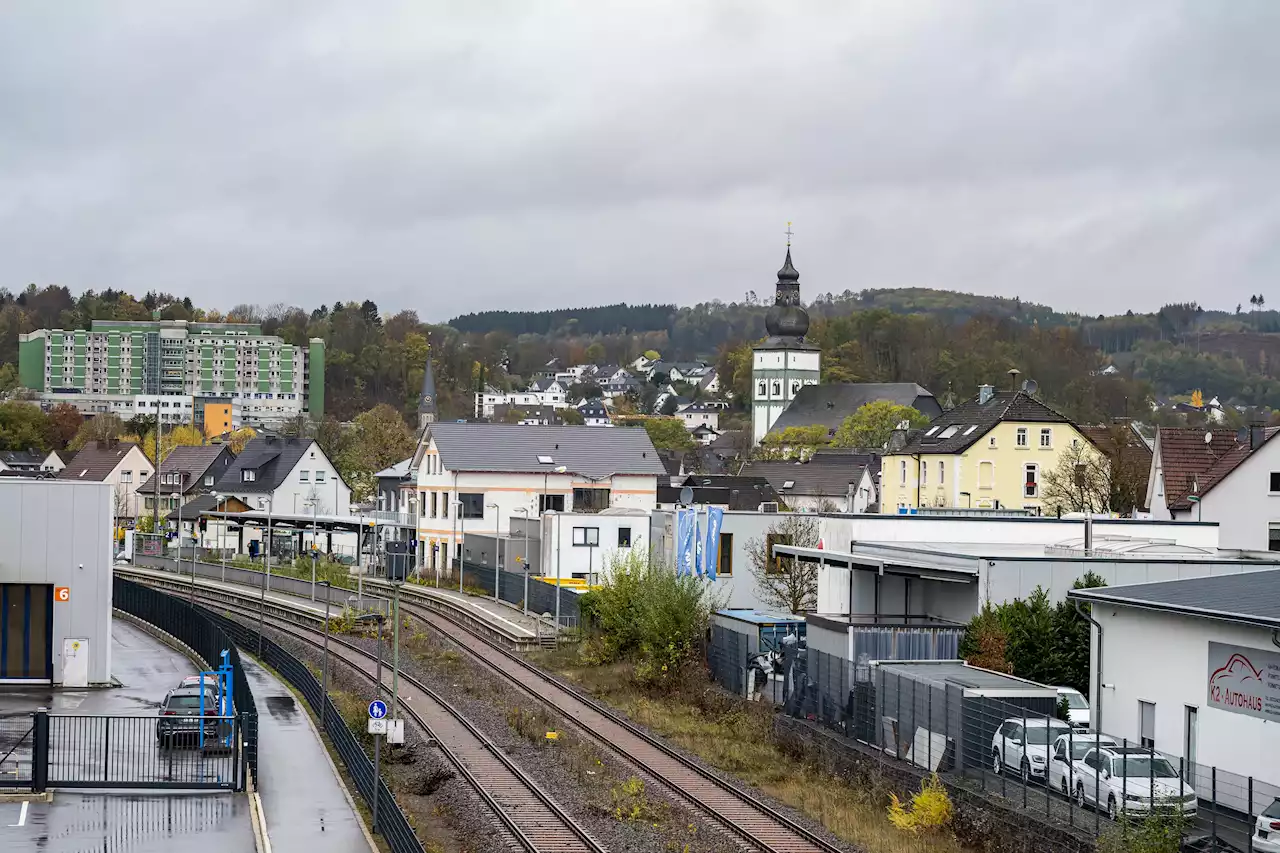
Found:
[880,386,1094,514]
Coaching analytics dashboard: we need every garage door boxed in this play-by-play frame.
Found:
[0,584,53,681]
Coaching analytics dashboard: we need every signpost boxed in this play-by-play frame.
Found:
[368,698,388,834]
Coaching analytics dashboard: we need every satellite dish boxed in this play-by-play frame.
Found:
[1204,431,1212,445]
[1022,379,1039,395]
[680,485,694,506]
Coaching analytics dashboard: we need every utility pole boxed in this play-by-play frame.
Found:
[320,580,331,729]
[514,507,530,616]
[152,414,162,537]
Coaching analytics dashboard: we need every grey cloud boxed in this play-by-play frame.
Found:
[0,1,1277,319]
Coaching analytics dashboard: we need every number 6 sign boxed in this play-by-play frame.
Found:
[55,587,70,603]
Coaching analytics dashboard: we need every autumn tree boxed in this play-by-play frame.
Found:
[68,413,125,451]
[747,514,820,613]
[831,402,930,449]
[560,407,585,425]
[635,416,694,452]
[337,404,416,501]
[47,403,83,450]
[225,427,257,455]
[0,402,51,452]
[757,424,829,459]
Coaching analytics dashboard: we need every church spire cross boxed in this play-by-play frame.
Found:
[785,221,793,247]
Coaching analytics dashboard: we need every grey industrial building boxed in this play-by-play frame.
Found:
[0,480,115,686]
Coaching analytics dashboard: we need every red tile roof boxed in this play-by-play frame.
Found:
[1156,427,1273,510]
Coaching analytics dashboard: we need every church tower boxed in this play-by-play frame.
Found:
[751,238,820,444]
[417,351,437,432]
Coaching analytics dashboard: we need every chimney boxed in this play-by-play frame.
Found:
[978,384,995,405]
[888,427,909,452]
[1007,367,1021,390]
[1251,425,1266,451]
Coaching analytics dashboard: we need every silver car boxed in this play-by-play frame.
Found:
[991,717,1073,783]
[1048,731,1117,796]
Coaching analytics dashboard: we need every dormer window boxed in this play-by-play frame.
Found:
[242,469,256,482]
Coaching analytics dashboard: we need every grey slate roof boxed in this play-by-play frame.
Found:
[138,445,235,494]
[0,450,52,469]
[214,436,328,494]
[1068,569,1280,628]
[741,453,874,497]
[770,383,942,435]
[900,390,1071,455]
[59,441,146,482]
[428,422,665,479]
[375,458,412,480]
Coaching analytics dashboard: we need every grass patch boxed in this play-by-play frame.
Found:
[539,656,972,853]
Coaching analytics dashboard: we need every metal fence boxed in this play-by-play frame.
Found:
[458,560,581,627]
[204,606,425,853]
[47,714,244,790]
[0,713,33,788]
[706,632,1280,851]
[113,576,258,779]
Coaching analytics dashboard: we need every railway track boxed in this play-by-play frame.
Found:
[124,568,847,853]
[143,577,605,853]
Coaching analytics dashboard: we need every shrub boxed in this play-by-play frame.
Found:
[1097,810,1190,853]
[887,774,953,834]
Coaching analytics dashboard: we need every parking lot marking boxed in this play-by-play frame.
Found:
[7,801,28,827]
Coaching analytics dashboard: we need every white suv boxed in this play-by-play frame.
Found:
[1048,731,1117,796]
[991,717,1072,783]
[1253,797,1280,852]
[1072,745,1198,820]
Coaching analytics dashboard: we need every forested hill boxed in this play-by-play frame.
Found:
[448,303,676,336]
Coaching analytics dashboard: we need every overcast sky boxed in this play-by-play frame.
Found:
[2,2,1276,321]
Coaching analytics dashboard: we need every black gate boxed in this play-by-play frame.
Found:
[46,714,244,790]
[0,713,33,788]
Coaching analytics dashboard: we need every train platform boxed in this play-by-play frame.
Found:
[0,619,255,853]
[242,656,374,853]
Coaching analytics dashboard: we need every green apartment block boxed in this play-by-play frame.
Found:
[19,320,325,425]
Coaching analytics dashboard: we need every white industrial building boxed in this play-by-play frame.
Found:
[1069,572,1280,815]
[539,509,651,584]
[0,480,115,685]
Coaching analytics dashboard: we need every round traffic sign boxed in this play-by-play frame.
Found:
[368,700,388,720]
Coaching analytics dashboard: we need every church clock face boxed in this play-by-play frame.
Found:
[422,395,433,407]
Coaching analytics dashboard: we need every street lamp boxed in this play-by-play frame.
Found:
[304,498,319,601]
[513,507,530,616]
[453,498,465,593]
[354,612,386,835]
[319,580,332,729]
[213,492,228,583]
[486,502,501,602]
[256,495,273,657]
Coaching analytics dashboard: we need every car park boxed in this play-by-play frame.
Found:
[991,717,1073,783]
[156,686,221,747]
[1072,745,1198,820]
[1056,687,1091,729]
[1253,797,1280,852]
[1048,731,1118,796]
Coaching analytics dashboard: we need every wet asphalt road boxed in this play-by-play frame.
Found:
[242,655,370,852]
[0,619,255,853]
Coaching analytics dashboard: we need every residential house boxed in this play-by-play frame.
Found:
[214,436,352,516]
[1145,425,1280,549]
[691,424,720,446]
[601,374,642,400]
[412,422,665,571]
[647,361,708,384]
[677,401,720,432]
[57,440,153,521]
[492,403,564,425]
[742,450,880,513]
[0,449,64,476]
[474,381,570,418]
[1078,421,1154,514]
[375,458,414,515]
[768,383,943,440]
[137,444,237,518]
[577,399,612,427]
[879,386,1094,514]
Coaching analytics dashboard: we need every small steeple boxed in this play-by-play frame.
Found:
[417,351,437,431]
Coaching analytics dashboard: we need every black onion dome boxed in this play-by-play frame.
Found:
[764,247,809,340]
[777,248,800,282]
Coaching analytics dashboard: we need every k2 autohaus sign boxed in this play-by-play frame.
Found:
[1207,642,1280,722]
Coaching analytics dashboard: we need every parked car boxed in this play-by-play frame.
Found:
[1253,796,1280,852]
[1073,745,1198,820]
[156,686,221,747]
[991,717,1073,783]
[179,674,220,698]
[1056,687,1091,729]
[1048,731,1118,795]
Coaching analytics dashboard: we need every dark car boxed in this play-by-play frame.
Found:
[156,686,221,747]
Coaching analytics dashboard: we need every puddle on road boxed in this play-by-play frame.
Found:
[264,695,298,720]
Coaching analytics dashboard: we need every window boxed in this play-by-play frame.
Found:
[771,381,781,396]
[572,526,600,546]
[458,493,484,518]
[120,471,132,484]
[1016,427,1028,447]
[925,426,939,436]
[539,494,566,513]
[765,532,792,574]
[920,461,927,486]
[204,475,214,487]
[1271,472,1280,493]
[718,533,733,575]
[1184,706,1197,774]
[1270,525,1280,552]
[978,461,994,490]
[430,492,438,518]
[242,469,256,482]
[617,527,632,547]
[938,426,958,439]
[440,493,449,519]
[939,461,945,485]
[1040,428,1052,448]
[298,469,309,483]
[988,435,997,448]
[1024,463,1039,498]
[1139,700,1156,749]
[315,470,326,483]
[899,460,907,486]
[572,487,610,513]
[757,381,766,397]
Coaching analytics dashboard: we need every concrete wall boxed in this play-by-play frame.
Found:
[1092,604,1280,806]
[0,480,114,684]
